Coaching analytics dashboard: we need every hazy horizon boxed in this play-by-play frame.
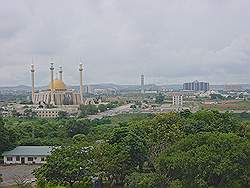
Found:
[0,0,250,86]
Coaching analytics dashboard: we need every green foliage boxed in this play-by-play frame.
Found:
[94,127,148,185]
[169,180,184,188]
[0,117,17,153]
[58,111,69,119]
[210,94,225,100]
[236,112,250,120]
[1,117,111,147]
[155,93,165,104]
[65,119,91,138]
[141,113,184,161]
[79,102,120,117]
[106,101,120,109]
[79,104,98,117]
[35,144,95,187]
[98,104,107,112]
[125,172,166,188]
[156,132,250,188]
[71,177,93,188]
[1,110,249,188]
[180,110,245,135]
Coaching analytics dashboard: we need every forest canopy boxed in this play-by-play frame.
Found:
[0,110,249,188]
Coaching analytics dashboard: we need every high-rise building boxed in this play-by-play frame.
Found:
[141,74,145,94]
[183,80,209,92]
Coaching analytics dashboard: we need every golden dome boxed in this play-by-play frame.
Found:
[49,79,66,90]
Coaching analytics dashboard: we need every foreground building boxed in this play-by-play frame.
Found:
[2,146,53,165]
[183,80,209,92]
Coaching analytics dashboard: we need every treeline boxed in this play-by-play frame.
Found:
[0,116,114,152]
[0,118,17,154]
[33,110,250,188]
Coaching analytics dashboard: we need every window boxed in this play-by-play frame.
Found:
[16,156,20,161]
[28,157,33,161]
[7,157,13,161]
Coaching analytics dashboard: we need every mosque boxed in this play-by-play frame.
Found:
[30,60,84,106]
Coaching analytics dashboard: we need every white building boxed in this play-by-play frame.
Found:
[34,105,78,118]
[172,95,183,106]
[2,146,53,165]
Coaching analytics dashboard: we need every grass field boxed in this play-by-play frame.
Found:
[201,100,250,111]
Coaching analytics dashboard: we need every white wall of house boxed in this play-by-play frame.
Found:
[3,156,47,165]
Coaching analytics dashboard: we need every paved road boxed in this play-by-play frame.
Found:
[88,104,132,120]
[0,165,40,187]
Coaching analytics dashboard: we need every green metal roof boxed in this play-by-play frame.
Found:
[2,146,53,156]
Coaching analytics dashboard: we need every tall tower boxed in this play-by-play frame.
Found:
[59,66,63,80]
[30,64,35,103]
[50,60,55,105]
[141,74,145,94]
[79,63,84,103]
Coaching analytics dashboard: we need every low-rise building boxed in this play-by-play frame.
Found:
[33,105,78,118]
[2,146,53,165]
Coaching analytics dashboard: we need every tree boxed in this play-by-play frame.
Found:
[65,119,91,138]
[98,104,107,112]
[110,127,148,168]
[35,144,95,187]
[125,172,166,188]
[94,127,148,186]
[239,93,244,99]
[210,94,225,100]
[180,110,245,135]
[155,93,165,104]
[23,108,33,117]
[58,111,68,119]
[79,104,98,117]
[73,134,87,143]
[179,109,192,118]
[156,132,250,188]
[142,113,184,162]
[11,109,21,117]
[106,101,119,109]
[0,117,16,153]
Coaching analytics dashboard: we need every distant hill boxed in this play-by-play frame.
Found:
[1,83,249,92]
[0,85,31,91]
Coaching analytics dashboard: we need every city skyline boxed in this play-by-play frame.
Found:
[0,0,250,86]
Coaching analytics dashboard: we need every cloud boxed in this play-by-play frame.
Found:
[0,0,250,86]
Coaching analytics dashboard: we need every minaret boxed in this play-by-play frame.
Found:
[50,60,55,105]
[59,66,63,80]
[30,64,35,103]
[141,74,145,94]
[79,63,84,103]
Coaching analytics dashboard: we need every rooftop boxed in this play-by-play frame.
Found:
[2,146,53,156]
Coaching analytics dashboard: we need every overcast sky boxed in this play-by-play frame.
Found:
[0,0,250,86]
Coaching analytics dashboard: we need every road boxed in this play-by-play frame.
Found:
[88,104,132,120]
